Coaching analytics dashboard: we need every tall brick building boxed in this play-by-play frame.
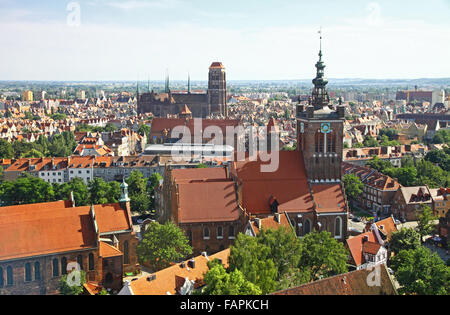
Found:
[0,183,139,295]
[137,62,227,118]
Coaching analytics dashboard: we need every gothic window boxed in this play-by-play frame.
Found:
[328,132,336,153]
[124,241,129,265]
[204,227,210,239]
[77,255,83,270]
[334,217,342,238]
[217,226,223,239]
[52,259,59,277]
[34,262,41,281]
[61,257,68,275]
[315,131,324,153]
[25,262,32,282]
[6,266,13,286]
[304,219,311,235]
[187,230,193,246]
[88,253,94,271]
[229,226,235,239]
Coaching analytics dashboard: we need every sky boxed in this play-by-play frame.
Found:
[0,0,449,81]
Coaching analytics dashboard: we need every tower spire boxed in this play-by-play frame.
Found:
[165,69,170,93]
[188,73,191,94]
[311,27,329,110]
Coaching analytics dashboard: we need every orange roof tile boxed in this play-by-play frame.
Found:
[346,232,377,267]
[99,241,123,258]
[128,249,230,295]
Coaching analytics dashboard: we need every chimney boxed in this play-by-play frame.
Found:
[188,259,195,269]
[147,274,156,281]
[255,218,262,230]
[201,252,209,261]
[70,191,75,207]
[363,235,369,243]
[274,213,281,224]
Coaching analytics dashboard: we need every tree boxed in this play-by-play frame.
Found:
[228,233,278,294]
[88,177,119,204]
[54,177,89,206]
[389,228,421,255]
[298,231,348,281]
[197,164,208,168]
[137,221,192,271]
[416,204,437,243]
[0,139,14,159]
[130,193,151,214]
[342,174,364,204]
[363,136,379,147]
[104,123,118,132]
[21,149,44,158]
[366,156,392,173]
[431,129,450,144]
[0,174,55,206]
[59,270,86,295]
[199,261,262,295]
[127,171,148,196]
[390,246,449,295]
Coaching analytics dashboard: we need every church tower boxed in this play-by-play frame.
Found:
[296,34,345,183]
[208,62,227,117]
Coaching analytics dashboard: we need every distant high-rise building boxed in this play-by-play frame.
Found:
[208,62,227,117]
[76,90,86,99]
[22,90,33,102]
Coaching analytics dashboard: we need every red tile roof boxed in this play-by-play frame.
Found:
[346,231,377,267]
[177,181,240,223]
[311,184,347,213]
[99,241,123,258]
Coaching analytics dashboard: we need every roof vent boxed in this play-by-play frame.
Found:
[147,274,156,281]
[363,235,369,242]
[188,259,195,269]
[180,262,186,268]
[201,252,209,261]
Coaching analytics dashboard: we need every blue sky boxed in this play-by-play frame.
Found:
[0,0,449,81]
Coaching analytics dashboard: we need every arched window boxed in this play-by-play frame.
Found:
[77,255,83,270]
[204,227,210,239]
[25,263,32,282]
[335,217,342,238]
[229,226,235,239]
[52,259,59,277]
[328,132,336,153]
[0,267,4,288]
[7,266,13,286]
[88,253,94,271]
[315,131,324,153]
[61,257,68,275]
[304,219,311,235]
[123,241,129,265]
[34,262,40,281]
[217,226,223,239]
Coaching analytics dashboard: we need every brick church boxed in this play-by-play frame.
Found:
[161,46,349,255]
[0,182,139,295]
[137,62,227,118]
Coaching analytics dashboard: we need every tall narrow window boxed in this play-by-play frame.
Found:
[229,226,235,239]
[217,226,223,239]
[328,132,336,153]
[34,262,40,281]
[204,227,210,239]
[304,219,311,235]
[25,263,32,282]
[335,217,342,238]
[77,255,83,270]
[88,253,94,271]
[123,241,129,265]
[6,266,13,286]
[0,267,4,288]
[52,259,59,277]
[61,257,68,275]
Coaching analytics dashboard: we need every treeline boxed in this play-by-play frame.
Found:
[0,170,162,214]
[0,131,77,159]
[75,123,118,133]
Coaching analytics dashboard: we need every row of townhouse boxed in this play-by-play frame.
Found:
[3,155,201,184]
[343,162,449,221]
[342,162,401,216]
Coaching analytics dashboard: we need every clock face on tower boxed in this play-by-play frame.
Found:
[320,123,331,134]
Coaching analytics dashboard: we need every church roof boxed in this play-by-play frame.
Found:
[209,62,225,69]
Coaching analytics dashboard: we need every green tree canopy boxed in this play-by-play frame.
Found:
[298,231,349,281]
[137,221,192,271]
[0,174,55,206]
[416,204,437,243]
[199,261,262,295]
[390,246,449,295]
[59,270,86,295]
[342,173,364,201]
[389,228,421,255]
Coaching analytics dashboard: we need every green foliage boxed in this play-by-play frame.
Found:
[130,193,151,214]
[431,129,450,144]
[425,149,450,172]
[0,174,55,206]
[390,246,449,295]
[197,164,208,168]
[416,204,437,243]
[59,270,86,295]
[352,142,363,148]
[0,139,14,159]
[363,136,379,147]
[298,231,348,281]
[21,148,44,158]
[342,174,364,200]
[378,128,398,141]
[200,263,262,295]
[88,177,120,204]
[137,221,192,271]
[50,113,67,121]
[389,228,421,255]
[365,156,393,173]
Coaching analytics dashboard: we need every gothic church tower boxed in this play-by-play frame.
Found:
[208,62,227,117]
